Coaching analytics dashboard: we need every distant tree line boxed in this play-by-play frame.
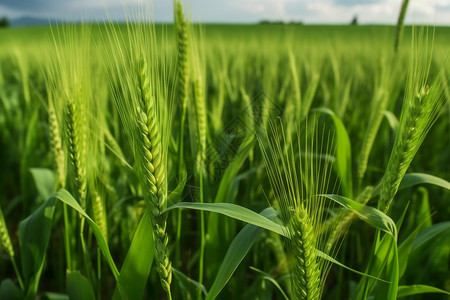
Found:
[0,16,10,28]
[259,20,303,25]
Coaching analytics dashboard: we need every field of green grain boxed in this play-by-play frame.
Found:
[0,3,450,300]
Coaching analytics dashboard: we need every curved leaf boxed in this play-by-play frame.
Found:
[315,108,353,198]
[19,196,56,298]
[29,168,56,201]
[383,110,399,133]
[316,250,388,283]
[206,208,278,300]
[173,268,208,297]
[0,279,23,300]
[53,189,119,279]
[411,221,450,252]
[164,202,287,237]
[373,173,450,197]
[66,271,95,300]
[249,267,289,300]
[397,284,450,298]
[321,194,397,239]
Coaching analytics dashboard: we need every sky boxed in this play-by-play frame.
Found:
[0,0,449,25]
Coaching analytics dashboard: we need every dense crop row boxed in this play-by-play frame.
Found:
[0,2,449,299]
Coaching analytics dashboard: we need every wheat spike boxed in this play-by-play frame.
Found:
[136,56,172,298]
[49,103,66,189]
[291,206,321,300]
[65,97,87,208]
[0,208,14,259]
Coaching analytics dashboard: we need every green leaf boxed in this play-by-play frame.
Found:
[411,221,450,252]
[321,194,397,239]
[0,279,23,300]
[167,171,187,206]
[249,267,289,300]
[164,202,287,237]
[52,189,119,279]
[29,168,56,201]
[19,196,56,298]
[398,220,425,278]
[386,241,399,300]
[383,110,399,133]
[315,107,353,198]
[399,173,450,191]
[66,271,95,300]
[373,173,450,197]
[397,284,450,297]
[41,292,69,300]
[206,208,278,300]
[112,212,154,300]
[173,268,208,298]
[353,232,395,299]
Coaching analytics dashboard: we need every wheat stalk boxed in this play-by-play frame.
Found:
[394,0,410,52]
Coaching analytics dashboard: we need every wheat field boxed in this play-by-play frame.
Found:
[0,1,449,299]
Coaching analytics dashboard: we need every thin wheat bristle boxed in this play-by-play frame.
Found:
[260,118,338,300]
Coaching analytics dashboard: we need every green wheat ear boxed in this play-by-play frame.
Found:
[290,206,321,300]
[65,95,87,208]
[0,207,14,259]
[175,0,190,172]
[136,56,172,296]
[48,101,66,189]
[260,118,338,300]
[105,16,174,296]
[379,28,447,213]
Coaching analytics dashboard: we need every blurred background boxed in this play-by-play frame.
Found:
[0,0,449,27]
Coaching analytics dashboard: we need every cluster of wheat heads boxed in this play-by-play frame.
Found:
[260,118,340,299]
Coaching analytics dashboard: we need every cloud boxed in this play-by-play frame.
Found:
[0,0,450,24]
[334,0,380,7]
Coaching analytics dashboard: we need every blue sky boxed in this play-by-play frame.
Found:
[0,0,449,24]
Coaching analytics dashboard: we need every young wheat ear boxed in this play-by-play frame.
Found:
[0,208,14,260]
[260,118,339,300]
[136,56,172,297]
[291,206,321,300]
[49,102,66,189]
[379,29,447,213]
